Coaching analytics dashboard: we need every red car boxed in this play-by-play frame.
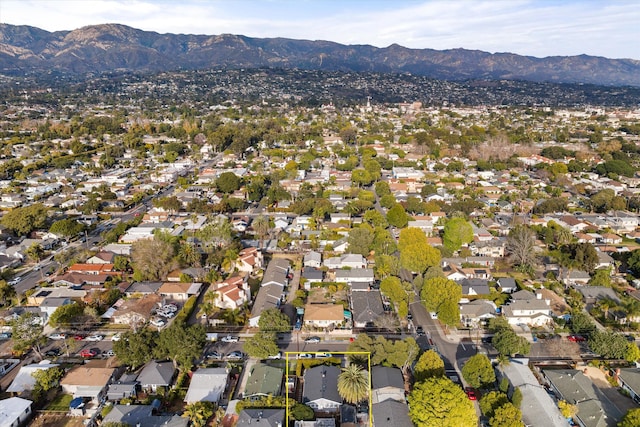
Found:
[74,334,85,341]
[465,387,477,400]
[568,335,586,342]
[79,349,97,358]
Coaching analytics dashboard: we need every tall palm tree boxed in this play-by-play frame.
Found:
[337,364,370,405]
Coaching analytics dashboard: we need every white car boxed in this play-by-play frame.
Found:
[111,333,122,341]
[266,352,282,360]
[85,335,104,342]
[150,318,166,327]
[8,277,21,286]
[48,333,66,340]
[221,335,239,343]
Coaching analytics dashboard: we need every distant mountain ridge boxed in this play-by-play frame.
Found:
[1,23,639,87]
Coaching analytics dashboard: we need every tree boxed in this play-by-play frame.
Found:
[11,313,46,359]
[461,354,496,389]
[493,328,530,357]
[131,235,178,281]
[511,387,523,408]
[1,203,48,236]
[258,308,291,333]
[347,226,374,256]
[398,227,441,273]
[252,215,271,246]
[216,171,241,193]
[380,276,410,312]
[420,277,462,314]
[32,366,64,399]
[386,204,409,228]
[290,403,315,421]
[480,391,509,418]
[437,298,460,329]
[49,218,85,238]
[156,323,206,371]
[347,335,418,374]
[244,331,280,359]
[490,403,524,427]
[337,364,370,404]
[443,217,474,253]
[113,329,158,369]
[588,331,629,359]
[570,311,596,335]
[506,225,537,270]
[0,280,16,307]
[619,408,640,427]
[48,302,84,328]
[408,377,477,427]
[558,400,577,419]
[26,243,44,264]
[626,343,640,363]
[413,349,445,381]
[182,401,215,427]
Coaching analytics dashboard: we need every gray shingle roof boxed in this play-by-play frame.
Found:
[303,365,341,404]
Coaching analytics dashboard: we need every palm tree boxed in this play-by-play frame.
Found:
[337,364,370,404]
[182,402,214,427]
[252,215,271,248]
[198,291,220,321]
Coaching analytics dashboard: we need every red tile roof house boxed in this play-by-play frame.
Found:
[236,247,264,273]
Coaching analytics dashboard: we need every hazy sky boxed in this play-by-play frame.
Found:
[1,0,639,60]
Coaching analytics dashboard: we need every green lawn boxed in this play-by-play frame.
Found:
[46,393,73,412]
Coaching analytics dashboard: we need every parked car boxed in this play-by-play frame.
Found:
[465,387,477,400]
[111,333,122,341]
[73,334,85,341]
[625,335,636,342]
[48,333,66,340]
[206,351,224,360]
[266,352,282,360]
[85,334,104,342]
[221,335,240,343]
[45,348,61,358]
[150,318,166,327]
[305,336,320,343]
[568,335,586,342]
[0,332,12,340]
[8,277,21,286]
[416,326,425,336]
[314,352,332,358]
[103,349,115,357]
[226,351,244,360]
[297,353,314,359]
[79,349,97,358]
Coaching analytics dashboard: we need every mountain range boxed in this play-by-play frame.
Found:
[1,23,639,87]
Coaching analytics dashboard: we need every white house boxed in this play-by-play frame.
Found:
[324,254,366,270]
[0,397,33,427]
[184,368,229,404]
[502,294,552,327]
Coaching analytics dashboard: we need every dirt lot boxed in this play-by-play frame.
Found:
[30,413,85,427]
[308,286,348,304]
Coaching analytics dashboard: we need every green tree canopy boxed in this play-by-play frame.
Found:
[588,330,629,359]
[619,408,640,427]
[420,277,462,314]
[386,203,410,228]
[258,308,291,333]
[244,331,280,359]
[1,203,48,236]
[347,226,375,256]
[479,391,510,419]
[216,171,241,193]
[337,364,370,404]
[113,329,158,370]
[462,354,496,389]
[49,218,85,238]
[182,401,215,427]
[131,234,178,281]
[443,217,474,253]
[11,313,46,358]
[413,349,445,381]
[48,302,85,328]
[156,323,206,371]
[492,328,531,357]
[398,227,441,273]
[408,377,477,427]
[490,402,524,427]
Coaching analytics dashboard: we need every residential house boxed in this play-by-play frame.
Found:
[324,254,366,270]
[243,364,283,399]
[39,297,72,321]
[616,368,640,405]
[303,365,341,413]
[372,400,412,427]
[334,269,374,285]
[577,286,620,308]
[60,366,115,402]
[124,281,163,297]
[27,288,85,306]
[351,291,384,328]
[249,283,284,327]
[304,251,322,268]
[111,294,161,326]
[496,359,566,427]
[0,397,32,427]
[459,278,491,296]
[210,275,250,310]
[102,404,188,427]
[236,409,285,427]
[303,304,344,329]
[237,247,264,273]
[544,369,623,427]
[85,251,116,265]
[502,292,552,327]
[106,380,138,402]
[302,267,323,289]
[184,368,229,404]
[561,270,591,286]
[158,282,203,302]
[137,361,176,393]
[7,361,60,394]
[371,366,404,404]
[460,300,497,327]
[68,263,115,275]
[261,259,289,287]
[497,277,517,294]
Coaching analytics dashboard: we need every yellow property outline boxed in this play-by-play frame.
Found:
[285,351,373,426]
